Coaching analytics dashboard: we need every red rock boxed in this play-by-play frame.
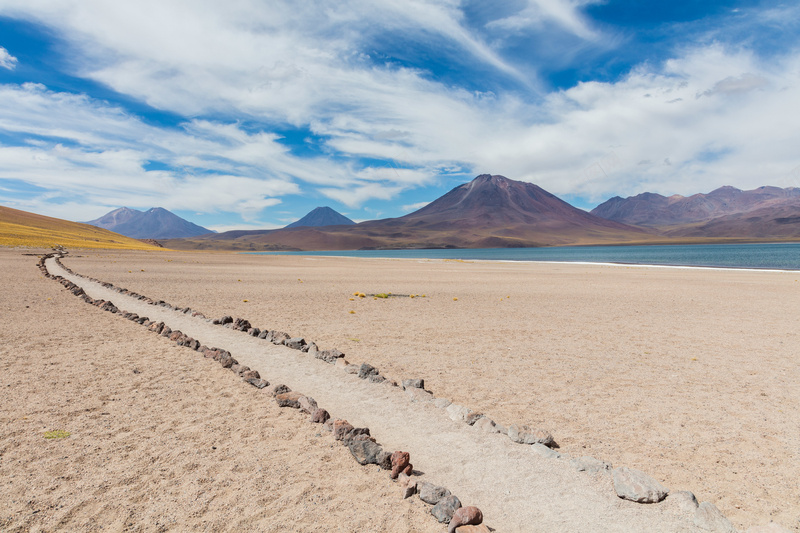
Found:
[275,391,304,408]
[448,506,483,533]
[298,396,318,414]
[333,420,354,441]
[311,408,330,424]
[390,451,410,480]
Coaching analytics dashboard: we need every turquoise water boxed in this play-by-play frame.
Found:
[247,242,800,270]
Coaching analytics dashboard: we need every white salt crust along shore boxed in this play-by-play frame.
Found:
[43,254,732,533]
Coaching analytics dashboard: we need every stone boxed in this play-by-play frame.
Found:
[347,440,386,466]
[311,408,330,424]
[391,451,411,480]
[285,337,306,349]
[446,404,475,423]
[612,466,668,503]
[342,427,371,443]
[367,374,386,384]
[358,363,379,379]
[316,349,345,363]
[334,358,349,369]
[667,491,699,514]
[472,417,502,434]
[465,412,484,426]
[232,318,252,331]
[400,475,417,499]
[402,378,425,390]
[160,326,172,337]
[248,327,260,337]
[454,526,491,533]
[298,396,318,414]
[245,378,268,389]
[344,364,360,374]
[694,502,737,533]
[305,342,319,353]
[333,420,354,441]
[431,495,461,523]
[570,456,612,473]
[275,391,304,408]
[448,506,483,533]
[432,398,452,409]
[186,339,200,351]
[241,369,260,380]
[230,363,244,375]
[264,383,290,397]
[507,424,554,447]
[405,387,434,403]
[418,482,451,505]
[257,330,269,339]
[271,331,290,344]
[169,330,184,341]
[219,353,235,368]
[531,442,561,459]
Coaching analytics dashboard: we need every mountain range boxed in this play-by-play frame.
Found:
[591,185,800,239]
[162,174,656,251]
[86,207,212,239]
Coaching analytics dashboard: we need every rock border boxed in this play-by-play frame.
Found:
[38,252,490,533]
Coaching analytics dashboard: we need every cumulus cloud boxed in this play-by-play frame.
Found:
[0,46,17,70]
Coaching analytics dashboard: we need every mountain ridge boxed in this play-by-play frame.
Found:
[86,207,212,239]
[285,206,355,228]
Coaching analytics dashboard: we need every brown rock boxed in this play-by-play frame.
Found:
[276,391,304,408]
[241,369,260,380]
[298,396,318,414]
[448,506,483,533]
[333,420,354,441]
[391,451,411,480]
[311,408,330,424]
[263,383,289,396]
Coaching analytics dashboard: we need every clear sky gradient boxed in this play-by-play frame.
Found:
[1,1,799,231]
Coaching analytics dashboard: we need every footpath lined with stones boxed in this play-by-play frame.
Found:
[39,253,781,533]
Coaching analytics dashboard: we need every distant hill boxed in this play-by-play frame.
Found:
[285,206,355,228]
[86,207,212,239]
[591,186,800,227]
[165,174,656,251]
[0,205,163,250]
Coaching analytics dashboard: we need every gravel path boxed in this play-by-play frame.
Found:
[46,256,705,532]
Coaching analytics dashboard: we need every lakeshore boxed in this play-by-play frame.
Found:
[2,247,798,531]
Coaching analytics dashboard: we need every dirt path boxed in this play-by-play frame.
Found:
[46,256,707,532]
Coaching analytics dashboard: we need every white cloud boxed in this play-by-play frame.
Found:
[1,0,800,217]
[401,201,430,212]
[0,46,17,70]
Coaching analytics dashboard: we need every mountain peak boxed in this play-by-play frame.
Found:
[285,206,355,229]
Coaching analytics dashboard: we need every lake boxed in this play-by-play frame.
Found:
[247,242,800,270]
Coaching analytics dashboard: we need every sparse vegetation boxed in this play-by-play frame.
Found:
[44,430,71,439]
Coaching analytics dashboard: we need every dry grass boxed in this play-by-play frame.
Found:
[0,206,163,251]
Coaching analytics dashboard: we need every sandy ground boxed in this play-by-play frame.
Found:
[52,248,800,532]
[0,249,442,532]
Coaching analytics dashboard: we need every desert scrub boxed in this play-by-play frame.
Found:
[44,430,71,439]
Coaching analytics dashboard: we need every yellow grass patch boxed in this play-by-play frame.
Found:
[0,206,162,251]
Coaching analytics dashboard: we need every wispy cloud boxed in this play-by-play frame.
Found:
[0,46,17,70]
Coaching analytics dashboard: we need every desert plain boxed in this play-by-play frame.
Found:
[1,247,799,532]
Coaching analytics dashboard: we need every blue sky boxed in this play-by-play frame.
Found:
[1,0,799,231]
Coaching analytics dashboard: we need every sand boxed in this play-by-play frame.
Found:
[2,247,799,531]
[0,249,441,532]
